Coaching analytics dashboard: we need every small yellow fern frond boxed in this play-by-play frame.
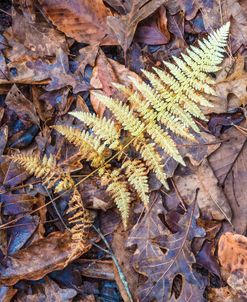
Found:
[10,153,56,182]
[53,125,106,167]
[69,111,120,149]
[54,174,74,193]
[134,141,168,189]
[102,170,132,229]
[67,189,93,242]
[122,159,149,207]
[92,92,144,137]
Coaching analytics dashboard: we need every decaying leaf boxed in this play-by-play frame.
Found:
[166,0,247,53]
[5,84,39,126]
[14,277,77,302]
[174,160,232,222]
[0,231,91,286]
[107,0,167,53]
[127,192,206,301]
[218,232,247,298]
[38,0,116,45]
[90,51,140,116]
[3,8,68,61]
[215,56,247,108]
[209,121,247,233]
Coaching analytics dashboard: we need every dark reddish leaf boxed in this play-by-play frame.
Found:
[196,240,220,277]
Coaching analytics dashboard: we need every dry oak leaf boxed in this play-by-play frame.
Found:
[0,231,91,286]
[174,160,232,222]
[218,232,247,298]
[209,120,247,234]
[90,51,140,116]
[215,56,247,108]
[107,0,167,53]
[127,192,206,301]
[38,0,116,45]
[208,287,246,302]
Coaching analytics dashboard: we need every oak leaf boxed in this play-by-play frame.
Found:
[127,192,206,301]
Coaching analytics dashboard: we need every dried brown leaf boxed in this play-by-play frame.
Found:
[209,121,247,233]
[90,51,140,116]
[0,231,91,286]
[127,192,206,301]
[4,9,68,61]
[38,0,116,45]
[174,160,232,221]
[5,84,39,126]
[107,0,167,53]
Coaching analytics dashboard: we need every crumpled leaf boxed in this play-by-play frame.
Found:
[3,8,68,61]
[127,192,206,301]
[0,231,91,286]
[38,0,116,45]
[0,49,87,92]
[27,48,87,93]
[5,84,39,126]
[208,286,246,302]
[209,121,247,233]
[174,160,232,222]
[0,51,8,80]
[107,0,167,53]
[218,232,247,298]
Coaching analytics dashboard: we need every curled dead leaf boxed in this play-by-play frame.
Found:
[0,231,91,286]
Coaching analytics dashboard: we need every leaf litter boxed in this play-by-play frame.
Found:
[0,0,246,301]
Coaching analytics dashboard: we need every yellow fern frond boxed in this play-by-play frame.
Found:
[10,153,56,182]
[134,141,168,189]
[69,111,120,149]
[54,174,74,193]
[146,123,184,165]
[102,170,132,229]
[122,159,149,207]
[53,125,106,167]
[67,189,93,242]
[92,92,144,137]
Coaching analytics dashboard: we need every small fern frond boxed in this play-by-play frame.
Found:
[134,141,168,189]
[69,111,120,149]
[92,92,145,137]
[122,159,149,207]
[102,170,132,229]
[54,174,74,193]
[10,153,56,181]
[67,189,93,242]
[53,125,104,154]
